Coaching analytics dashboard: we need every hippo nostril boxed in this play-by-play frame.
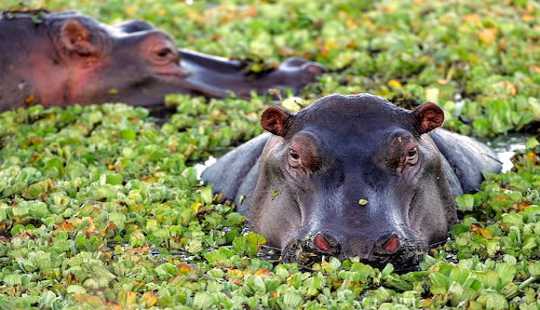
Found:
[382,233,400,254]
[313,232,340,254]
[305,63,325,75]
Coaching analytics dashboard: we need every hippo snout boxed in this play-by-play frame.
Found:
[281,232,427,272]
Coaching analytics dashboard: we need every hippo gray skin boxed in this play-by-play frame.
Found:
[202,93,502,270]
[0,10,324,112]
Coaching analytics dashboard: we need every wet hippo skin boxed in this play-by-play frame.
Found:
[202,93,502,270]
[0,11,324,111]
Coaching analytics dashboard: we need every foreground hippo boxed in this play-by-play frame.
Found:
[0,10,323,111]
[202,93,502,270]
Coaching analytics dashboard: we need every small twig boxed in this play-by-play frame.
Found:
[518,276,537,290]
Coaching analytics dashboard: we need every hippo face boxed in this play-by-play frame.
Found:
[251,94,457,269]
[1,11,325,110]
[2,12,189,107]
[47,14,188,105]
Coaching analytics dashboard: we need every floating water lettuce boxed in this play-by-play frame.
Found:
[0,0,539,308]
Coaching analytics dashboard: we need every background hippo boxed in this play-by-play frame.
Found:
[0,10,323,111]
[202,93,502,270]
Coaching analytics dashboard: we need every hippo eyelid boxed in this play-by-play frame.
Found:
[406,146,419,165]
[287,147,301,168]
[288,148,300,160]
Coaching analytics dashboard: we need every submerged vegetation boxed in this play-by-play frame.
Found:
[0,0,539,308]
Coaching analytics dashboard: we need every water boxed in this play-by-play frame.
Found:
[194,156,216,179]
[486,134,529,172]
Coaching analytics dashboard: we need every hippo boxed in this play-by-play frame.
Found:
[202,93,502,270]
[0,10,324,112]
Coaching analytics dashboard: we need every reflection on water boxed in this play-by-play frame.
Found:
[486,134,529,173]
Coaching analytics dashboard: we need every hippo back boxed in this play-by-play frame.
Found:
[430,129,502,193]
[201,133,269,214]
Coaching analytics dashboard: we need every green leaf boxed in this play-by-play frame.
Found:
[456,194,475,211]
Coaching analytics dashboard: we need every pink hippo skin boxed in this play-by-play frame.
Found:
[0,11,324,111]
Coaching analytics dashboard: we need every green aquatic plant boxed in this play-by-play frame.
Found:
[0,0,539,308]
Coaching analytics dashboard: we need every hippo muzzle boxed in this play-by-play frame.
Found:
[279,209,432,271]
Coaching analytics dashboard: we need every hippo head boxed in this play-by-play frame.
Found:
[13,12,189,107]
[250,94,457,270]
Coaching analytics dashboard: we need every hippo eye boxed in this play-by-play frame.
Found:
[288,148,301,168]
[151,45,178,65]
[156,47,173,58]
[406,147,419,165]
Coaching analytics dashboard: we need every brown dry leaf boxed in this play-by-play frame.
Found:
[103,222,117,236]
[84,217,97,236]
[255,268,272,277]
[74,294,105,306]
[127,245,149,255]
[514,201,531,212]
[495,81,517,95]
[227,268,244,284]
[58,220,75,232]
[470,224,493,239]
[178,263,193,273]
[494,194,509,203]
[106,304,121,310]
[243,5,257,18]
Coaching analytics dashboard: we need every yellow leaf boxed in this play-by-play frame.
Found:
[463,14,481,25]
[478,28,497,45]
[387,79,402,89]
[191,202,202,214]
[282,97,305,112]
[530,65,540,74]
[522,14,534,22]
[143,292,158,307]
[126,291,137,305]
[227,269,244,279]
[125,5,137,16]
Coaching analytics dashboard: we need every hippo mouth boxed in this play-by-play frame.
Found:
[153,66,190,80]
[280,235,432,273]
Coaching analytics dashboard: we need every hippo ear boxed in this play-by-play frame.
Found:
[60,19,99,57]
[412,102,444,134]
[261,106,292,137]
